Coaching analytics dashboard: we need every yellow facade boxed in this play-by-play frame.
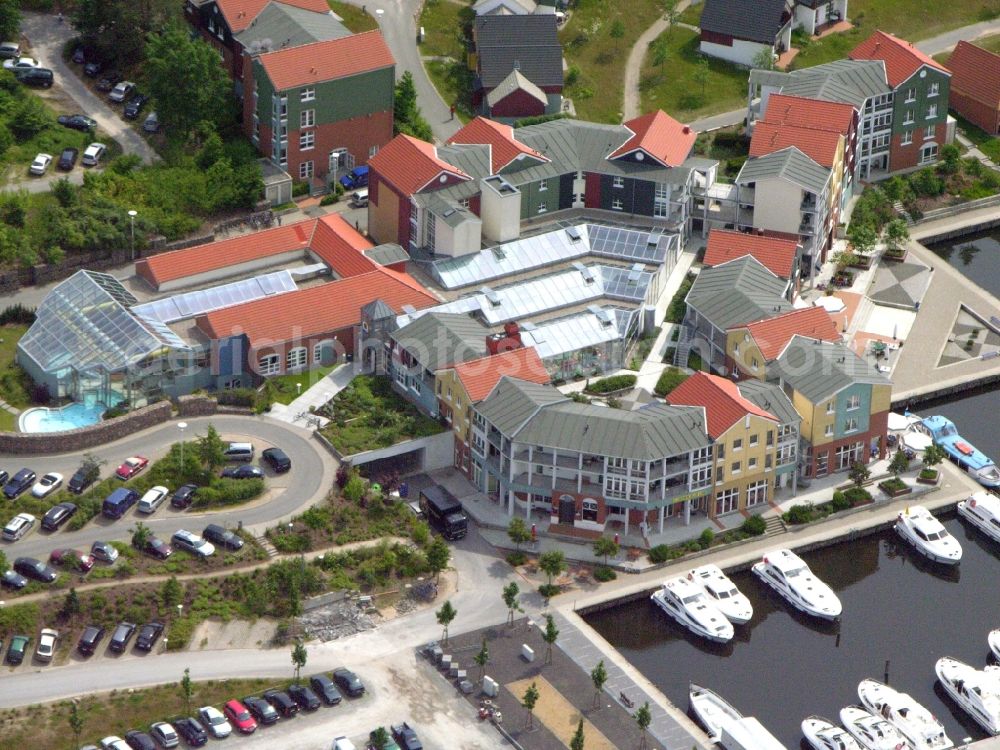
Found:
[367,181,400,246]
[726,328,767,379]
[827,135,846,219]
[435,369,473,443]
[871,383,892,414]
[710,413,779,515]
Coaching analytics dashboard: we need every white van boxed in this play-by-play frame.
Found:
[138,485,169,514]
[350,188,369,207]
[223,442,255,462]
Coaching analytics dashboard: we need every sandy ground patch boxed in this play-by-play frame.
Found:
[191,618,278,650]
[507,675,616,750]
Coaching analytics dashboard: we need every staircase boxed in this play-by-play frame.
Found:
[255,534,279,558]
[763,515,786,536]
[673,326,693,367]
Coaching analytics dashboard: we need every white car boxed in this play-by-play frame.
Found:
[198,705,232,738]
[3,513,36,541]
[81,142,106,167]
[31,472,63,498]
[149,721,179,748]
[35,628,58,661]
[138,485,169,514]
[3,56,38,70]
[99,737,130,750]
[108,80,135,102]
[171,529,215,558]
[333,737,357,750]
[29,153,52,175]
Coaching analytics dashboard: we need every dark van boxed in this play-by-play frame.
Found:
[419,485,468,540]
[16,67,53,88]
[338,165,369,190]
[103,487,140,519]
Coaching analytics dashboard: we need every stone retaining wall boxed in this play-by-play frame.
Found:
[176,395,219,417]
[0,401,173,455]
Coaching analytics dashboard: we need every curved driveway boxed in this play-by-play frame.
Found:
[0,415,334,562]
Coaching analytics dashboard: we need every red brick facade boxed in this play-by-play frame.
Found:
[950,91,1000,135]
[889,129,947,172]
[804,410,889,477]
[246,327,355,377]
[284,110,393,181]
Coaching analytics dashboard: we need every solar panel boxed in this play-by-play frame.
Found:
[131,271,299,325]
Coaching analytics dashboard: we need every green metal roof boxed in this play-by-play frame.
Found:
[736,147,831,195]
[234,3,350,51]
[772,336,890,403]
[736,379,801,427]
[686,257,792,332]
[391,312,490,371]
[477,376,568,435]
[364,243,410,267]
[776,59,890,108]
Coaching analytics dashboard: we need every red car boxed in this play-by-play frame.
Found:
[115,456,149,480]
[223,699,258,734]
[49,548,95,572]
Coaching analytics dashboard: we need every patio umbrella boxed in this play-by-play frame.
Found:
[814,296,846,313]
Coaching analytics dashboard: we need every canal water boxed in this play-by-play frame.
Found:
[928,227,1000,298]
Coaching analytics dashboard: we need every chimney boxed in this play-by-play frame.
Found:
[682,126,691,134]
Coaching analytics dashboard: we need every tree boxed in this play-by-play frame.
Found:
[68,700,86,748]
[889,448,911,478]
[940,143,961,174]
[885,218,910,254]
[131,521,152,551]
[370,727,391,750]
[693,58,710,97]
[922,443,945,471]
[507,517,532,553]
[161,575,183,607]
[394,71,433,141]
[662,0,680,32]
[0,550,7,579]
[426,537,451,582]
[436,600,457,645]
[593,536,619,566]
[522,682,540,729]
[571,718,586,750]
[591,660,608,709]
[542,614,559,665]
[62,587,81,618]
[473,637,489,682]
[610,19,625,50]
[10,95,53,139]
[752,46,776,71]
[73,0,145,68]
[80,453,106,486]
[197,424,226,471]
[650,36,670,73]
[847,221,878,256]
[145,25,233,140]
[848,461,871,489]
[343,471,367,503]
[0,0,21,44]
[502,581,522,626]
[635,702,652,750]
[181,667,194,715]
[291,640,308,683]
[538,549,567,587]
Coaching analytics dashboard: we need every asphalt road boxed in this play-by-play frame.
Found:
[0,415,334,564]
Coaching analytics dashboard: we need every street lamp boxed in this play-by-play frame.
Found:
[128,209,138,261]
[178,422,188,468]
[177,603,184,618]
[296,382,302,396]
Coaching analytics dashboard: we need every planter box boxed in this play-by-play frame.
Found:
[849,256,872,269]
[917,470,939,485]
[879,480,912,497]
[883,250,908,262]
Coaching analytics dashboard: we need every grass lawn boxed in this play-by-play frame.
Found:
[425,59,476,122]
[949,111,1000,162]
[678,3,702,26]
[0,324,32,410]
[639,27,748,121]
[267,364,339,406]
[560,0,666,123]
[972,32,1000,54]
[419,0,476,120]
[329,0,379,32]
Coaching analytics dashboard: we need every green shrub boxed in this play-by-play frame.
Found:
[666,273,695,324]
[654,367,689,396]
[0,303,34,325]
[506,551,527,566]
[270,531,311,553]
[698,528,715,549]
[593,565,616,582]
[783,504,814,525]
[292,181,310,197]
[741,514,766,536]
[512,112,570,128]
[831,490,851,512]
[319,193,338,206]
[538,583,560,598]
[845,486,871,505]
[585,374,637,393]
[647,543,683,563]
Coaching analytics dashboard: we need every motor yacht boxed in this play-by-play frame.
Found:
[802,716,863,750]
[857,679,952,750]
[752,548,842,620]
[840,705,913,750]
[894,506,962,565]
[935,657,1000,735]
[688,564,754,624]
[957,492,1000,545]
[989,629,1000,663]
[651,576,734,643]
[690,683,742,743]
[915,415,1000,488]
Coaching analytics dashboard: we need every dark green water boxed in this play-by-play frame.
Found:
[928,228,1000,298]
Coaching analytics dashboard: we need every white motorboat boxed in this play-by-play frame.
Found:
[751,548,842,620]
[688,564,754,625]
[990,629,1000,662]
[802,716,863,750]
[894,506,962,565]
[857,679,952,750]
[690,683,742,743]
[957,492,1000,545]
[935,656,1000,735]
[840,705,914,750]
[651,576,734,643]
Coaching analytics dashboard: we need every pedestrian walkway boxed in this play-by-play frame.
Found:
[267,364,356,428]
[0,399,21,416]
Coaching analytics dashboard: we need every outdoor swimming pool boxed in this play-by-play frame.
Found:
[18,400,106,433]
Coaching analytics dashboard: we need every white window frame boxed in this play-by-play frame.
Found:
[903,109,914,125]
[824,424,834,437]
[301,87,315,102]
[611,198,623,211]
[538,179,547,191]
[287,346,307,371]
[901,130,912,145]
[746,479,767,507]
[299,160,314,179]
[537,202,547,214]
[905,87,915,102]
[846,394,861,410]
[924,124,936,140]
[927,104,938,119]
[920,142,938,164]
[369,144,379,158]
[299,131,315,151]
[300,109,315,128]
[844,417,859,433]
[258,353,280,376]
[612,176,624,188]
[715,487,738,515]
[928,82,939,97]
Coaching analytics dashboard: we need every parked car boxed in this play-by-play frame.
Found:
[143,111,159,132]
[0,42,21,59]
[123,730,156,750]
[223,699,258,734]
[13,556,57,582]
[71,46,87,64]
[3,513,36,541]
[3,56,39,71]
[137,486,169,514]
[57,114,97,132]
[339,165,369,190]
[108,80,135,102]
[100,737,130,750]
[108,621,136,652]
[49,548,95,572]
[123,93,148,119]
[6,634,29,664]
[91,540,119,563]
[197,706,232,738]
[202,524,244,551]
[4,468,36,497]
[333,667,365,697]
[149,721,179,749]
[242,695,279,725]
[57,147,78,171]
[103,487,140,519]
[310,674,343,705]
[221,464,264,480]
[173,717,208,747]
[1,570,27,589]
[262,447,291,473]
[116,456,148,479]
[137,535,172,560]
[223,442,255,462]
[171,483,198,509]
[41,502,77,531]
[171,529,215,558]
[35,628,58,661]
[391,722,423,750]
[0,469,9,485]
[15,67,53,87]
[334,736,358,750]
[31,472,63,497]
[69,464,98,494]
[263,689,299,717]
[81,142,106,166]
[96,70,122,91]
[77,624,106,655]
[28,153,52,175]
[135,621,164,651]
[83,60,102,77]
[288,683,321,711]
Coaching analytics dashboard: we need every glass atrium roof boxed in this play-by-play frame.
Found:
[520,307,635,360]
[19,270,189,375]
[132,270,299,324]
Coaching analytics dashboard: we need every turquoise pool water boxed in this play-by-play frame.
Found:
[19,401,106,433]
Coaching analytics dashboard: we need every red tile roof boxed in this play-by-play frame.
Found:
[736,307,841,361]
[216,0,330,33]
[849,30,949,87]
[369,134,471,196]
[309,214,378,278]
[608,110,696,167]
[764,94,857,137]
[750,120,843,168]
[451,347,549,402]
[136,220,316,288]
[667,371,776,438]
[947,40,1000,108]
[197,268,438,345]
[257,31,394,91]
[703,229,799,278]
[447,117,549,173]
